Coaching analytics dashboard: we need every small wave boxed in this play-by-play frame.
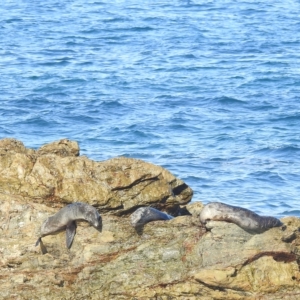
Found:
[37,59,71,67]
[215,96,247,105]
[240,8,267,15]
[17,116,51,127]
[216,134,236,142]
[209,157,231,162]
[281,210,300,217]
[255,145,300,157]
[269,114,300,123]
[32,85,67,93]
[65,114,100,124]
[40,49,76,56]
[110,26,154,32]
[0,127,14,134]
[154,94,171,99]
[27,75,42,80]
[76,61,93,66]
[103,17,131,23]
[259,61,289,67]
[15,98,53,108]
[110,126,157,140]
[252,74,294,83]
[90,1,106,5]
[79,28,102,35]
[4,18,23,23]
[61,78,88,84]
[168,124,187,131]
[170,53,198,60]
[250,102,277,111]
[249,170,286,183]
[99,100,125,109]
[131,26,155,32]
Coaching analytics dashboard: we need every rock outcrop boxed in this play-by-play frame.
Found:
[0,139,299,299]
[0,138,192,214]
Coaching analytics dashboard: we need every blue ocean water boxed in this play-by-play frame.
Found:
[1,0,300,217]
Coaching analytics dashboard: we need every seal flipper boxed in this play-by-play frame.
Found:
[35,237,41,247]
[66,221,77,249]
[39,239,48,255]
[35,237,48,254]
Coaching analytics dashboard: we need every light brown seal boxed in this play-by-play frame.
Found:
[200,202,283,233]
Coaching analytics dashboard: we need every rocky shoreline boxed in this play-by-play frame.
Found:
[0,138,299,299]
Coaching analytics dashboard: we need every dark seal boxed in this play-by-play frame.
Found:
[200,202,283,233]
[36,202,102,254]
[130,207,174,228]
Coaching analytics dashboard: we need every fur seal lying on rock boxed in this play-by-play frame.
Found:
[130,207,174,228]
[200,202,283,233]
[36,202,102,254]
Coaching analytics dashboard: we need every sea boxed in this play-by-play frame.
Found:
[1,0,300,218]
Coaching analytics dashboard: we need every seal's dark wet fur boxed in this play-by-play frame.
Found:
[36,202,102,254]
[130,207,173,235]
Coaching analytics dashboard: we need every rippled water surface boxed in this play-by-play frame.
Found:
[1,0,300,217]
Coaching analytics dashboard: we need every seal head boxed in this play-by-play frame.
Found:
[76,202,102,231]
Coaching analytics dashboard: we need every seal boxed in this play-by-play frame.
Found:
[36,202,102,253]
[130,207,174,228]
[199,202,283,233]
